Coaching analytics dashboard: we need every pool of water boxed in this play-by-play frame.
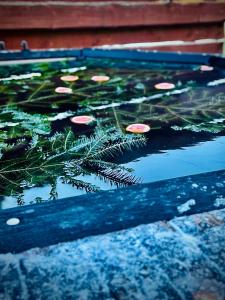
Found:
[0,57,224,209]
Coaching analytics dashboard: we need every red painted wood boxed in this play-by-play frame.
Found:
[0,2,225,30]
[0,1,224,53]
[1,23,223,53]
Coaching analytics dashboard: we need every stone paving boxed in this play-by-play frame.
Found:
[1,209,225,300]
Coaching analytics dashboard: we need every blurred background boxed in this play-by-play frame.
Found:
[0,0,225,53]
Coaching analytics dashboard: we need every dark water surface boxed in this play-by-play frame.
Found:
[0,57,224,209]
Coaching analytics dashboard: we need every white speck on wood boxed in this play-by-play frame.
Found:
[177,199,196,214]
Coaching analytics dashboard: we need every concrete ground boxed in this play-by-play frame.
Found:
[1,208,225,300]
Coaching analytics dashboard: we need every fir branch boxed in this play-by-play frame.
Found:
[0,127,144,201]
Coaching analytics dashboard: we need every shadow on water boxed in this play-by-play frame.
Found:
[112,128,225,164]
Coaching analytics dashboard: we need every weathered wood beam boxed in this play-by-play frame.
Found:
[0,2,225,30]
[0,169,224,254]
[1,23,223,53]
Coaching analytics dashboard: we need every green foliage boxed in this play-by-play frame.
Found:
[171,118,225,134]
[105,88,225,133]
[0,58,182,112]
[0,108,50,135]
[0,127,145,204]
[0,57,225,206]
[0,108,51,158]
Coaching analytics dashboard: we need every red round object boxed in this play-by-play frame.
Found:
[70,115,95,125]
[200,65,214,71]
[55,87,73,94]
[91,75,110,83]
[126,123,150,134]
[60,75,79,82]
[154,82,175,90]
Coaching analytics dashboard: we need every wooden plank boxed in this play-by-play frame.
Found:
[83,48,211,64]
[1,22,223,52]
[0,48,212,63]
[0,169,224,254]
[0,2,225,30]
[174,0,224,3]
[223,21,225,55]
[0,48,82,61]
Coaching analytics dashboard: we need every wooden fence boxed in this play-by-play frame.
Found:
[0,0,225,53]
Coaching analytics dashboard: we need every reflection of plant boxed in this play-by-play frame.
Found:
[171,118,225,134]
[104,87,225,133]
[0,127,145,205]
[0,109,51,158]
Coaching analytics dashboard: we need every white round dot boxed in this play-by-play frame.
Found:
[6,218,20,226]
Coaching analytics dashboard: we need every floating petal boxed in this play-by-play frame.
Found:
[154,82,175,90]
[91,75,110,83]
[55,87,73,94]
[60,75,79,82]
[200,65,214,71]
[126,123,150,134]
[71,115,95,125]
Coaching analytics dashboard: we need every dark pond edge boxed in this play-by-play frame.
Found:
[0,48,224,67]
[0,169,224,254]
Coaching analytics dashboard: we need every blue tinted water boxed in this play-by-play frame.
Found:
[1,135,224,209]
[0,57,225,209]
[125,135,225,183]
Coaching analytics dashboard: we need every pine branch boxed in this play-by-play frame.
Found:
[0,127,144,200]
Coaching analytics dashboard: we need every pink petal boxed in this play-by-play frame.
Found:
[154,82,175,90]
[60,75,79,82]
[70,115,95,125]
[55,87,73,94]
[126,123,150,133]
[91,75,110,83]
[200,65,214,71]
